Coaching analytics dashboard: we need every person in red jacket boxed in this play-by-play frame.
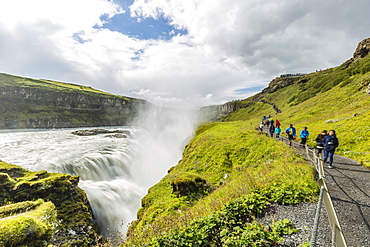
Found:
[275,119,280,127]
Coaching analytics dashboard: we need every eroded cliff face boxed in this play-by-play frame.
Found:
[0,80,151,129]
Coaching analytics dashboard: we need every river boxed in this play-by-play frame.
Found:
[0,109,196,237]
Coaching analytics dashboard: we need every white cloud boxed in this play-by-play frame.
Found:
[0,0,370,108]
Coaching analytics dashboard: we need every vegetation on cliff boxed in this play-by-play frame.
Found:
[0,161,99,246]
[0,73,150,129]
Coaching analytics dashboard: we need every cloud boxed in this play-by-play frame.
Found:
[1,0,370,108]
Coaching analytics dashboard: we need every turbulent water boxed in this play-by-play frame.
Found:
[0,109,196,237]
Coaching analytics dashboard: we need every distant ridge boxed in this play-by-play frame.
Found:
[0,73,151,129]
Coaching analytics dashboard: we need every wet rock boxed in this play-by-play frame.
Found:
[72,128,130,137]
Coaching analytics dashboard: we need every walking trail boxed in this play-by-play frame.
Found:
[278,134,370,247]
[260,126,370,247]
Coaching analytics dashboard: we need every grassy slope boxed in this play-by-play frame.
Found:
[0,73,130,100]
[125,54,370,245]
[125,122,318,245]
[226,55,370,167]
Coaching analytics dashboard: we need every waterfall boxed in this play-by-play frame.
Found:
[0,107,197,237]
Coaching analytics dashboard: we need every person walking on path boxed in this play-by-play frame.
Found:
[323,130,339,168]
[259,122,264,132]
[315,130,327,155]
[285,124,296,146]
[275,119,281,127]
[269,124,275,137]
[299,127,309,146]
[275,126,281,139]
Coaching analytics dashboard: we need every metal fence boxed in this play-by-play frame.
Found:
[261,128,347,247]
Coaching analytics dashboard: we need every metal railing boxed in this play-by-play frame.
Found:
[261,128,347,247]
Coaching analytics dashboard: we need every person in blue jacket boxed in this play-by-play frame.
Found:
[300,127,309,146]
[285,124,296,146]
[323,130,339,168]
[275,126,281,139]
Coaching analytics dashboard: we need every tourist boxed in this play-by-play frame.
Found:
[275,119,281,127]
[315,130,327,155]
[323,130,339,169]
[275,126,281,139]
[300,127,309,146]
[285,124,296,146]
[269,124,275,137]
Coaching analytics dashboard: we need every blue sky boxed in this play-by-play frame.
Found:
[100,6,188,40]
[0,0,370,108]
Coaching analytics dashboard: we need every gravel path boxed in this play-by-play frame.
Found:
[259,132,370,247]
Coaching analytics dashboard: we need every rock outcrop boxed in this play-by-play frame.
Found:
[0,199,57,247]
[0,161,100,246]
[71,128,131,137]
[260,77,300,94]
[353,37,370,61]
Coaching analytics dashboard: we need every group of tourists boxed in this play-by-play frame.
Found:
[259,118,339,169]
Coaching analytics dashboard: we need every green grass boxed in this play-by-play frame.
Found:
[125,122,318,246]
[0,73,130,100]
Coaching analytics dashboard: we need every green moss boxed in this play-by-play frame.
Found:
[0,162,99,246]
[170,172,213,198]
[0,198,44,218]
[0,200,57,247]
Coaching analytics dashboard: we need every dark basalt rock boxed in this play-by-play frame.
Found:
[71,128,130,137]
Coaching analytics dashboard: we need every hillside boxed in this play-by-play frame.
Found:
[125,38,370,246]
[222,38,370,168]
[0,73,150,129]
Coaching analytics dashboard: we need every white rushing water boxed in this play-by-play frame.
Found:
[0,108,197,237]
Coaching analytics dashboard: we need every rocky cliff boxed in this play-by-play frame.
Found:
[0,73,151,129]
[0,161,99,246]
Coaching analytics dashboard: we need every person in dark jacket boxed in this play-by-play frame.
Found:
[269,125,275,137]
[315,130,327,155]
[323,130,339,168]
